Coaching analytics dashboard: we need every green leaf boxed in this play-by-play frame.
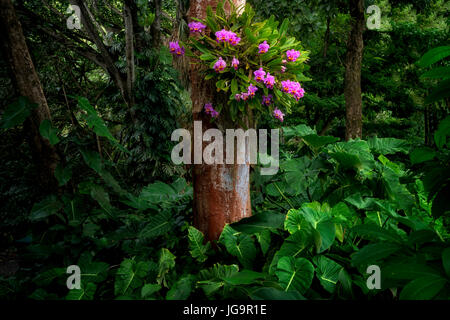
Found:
[231,211,284,234]
[352,223,404,243]
[219,225,257,269]
[284,209,314,235]
[66,282,97,300]
[250,287,305,300]
[400,276,447,300]
[33,267,65,286]
[352,243,401,266]
[275,257,314,293]
[30,195,63,221]
[417,46,450,68]
[434,115,450,149]
[279,18,289,38]
[77,96,128,153]
[80,149,103,173]
[223,270,265,286]
[302,134,339,150]
[420,66,450,79]
[0,96,36,128]
[139,211,172,239]
[54,164,72,186]
[166,275,195,300]
[77,252,109,283]
[141,284,161,299]
[313,256,343,293]
[39,119,60,145]
[442,248,450,277]
[157,248,176,287]
[367,137,409,155]
[115,259,149,296]
[90,185,114,215]
[294,202,335,252]
[256,230,271,255]
[188,226,210,263]
[197,264,239,296]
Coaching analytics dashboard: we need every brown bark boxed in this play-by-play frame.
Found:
[72,0,130,109]
[344,0,364,140]
[0,0,59,190]
[188,0,250,241]
[124,0,135,109]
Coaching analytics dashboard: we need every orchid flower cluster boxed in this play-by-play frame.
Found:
[168,2,309,123]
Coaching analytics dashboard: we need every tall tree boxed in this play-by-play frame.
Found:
[188,0,249,241]
[0,0,59,190]
[344,0,364,140]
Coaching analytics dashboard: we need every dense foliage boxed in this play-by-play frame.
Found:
[0,0,449,301]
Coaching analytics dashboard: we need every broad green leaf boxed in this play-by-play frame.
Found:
[351,242,401,266]
[66,282,96,300]
[302,134,339,150]
[141,284,161,299]
[313,256,343,293]
[166,275,195,300]
[284,209,314,234]
[223,270,265,286]
[188,226,210,263]
[417,46,450,68]
[30,195,63,221]
[420,66,450,79]
[197,264,239,296]
[0,96,36,128]
[367,137,409,155]
[275,257,314,293]
[77,96,128,153]
[33,267,65,286]
[400,276,447,300]
[139,211,172,239]
[442,248,450,277]
[231,211,285,234]
[219,225,257,269]
[410,147,436,164]
[77,252,109,283]
[90,185,114,215]
[39,119,60,145]
[80,149,103,173]
[434,115,450,149]
[115,259,150,295]
[352,223,404,243]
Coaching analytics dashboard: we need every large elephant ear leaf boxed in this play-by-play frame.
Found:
[188,226,211,263]
[275,256,314,294]
[219,225,257,269]
[313,256,343,293]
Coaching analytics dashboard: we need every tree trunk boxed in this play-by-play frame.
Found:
[0,0,59,191]
[188,0,249,241]
[124,0,135,110]
[344,0,364,140]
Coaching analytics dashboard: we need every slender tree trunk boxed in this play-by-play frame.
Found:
[323,16,331,58]
[344,0,364,140]
[188,0,249,241]
[124,0,135,110]
[0,0,59,190]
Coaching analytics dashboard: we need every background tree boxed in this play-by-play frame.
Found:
[0,0,59,190]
